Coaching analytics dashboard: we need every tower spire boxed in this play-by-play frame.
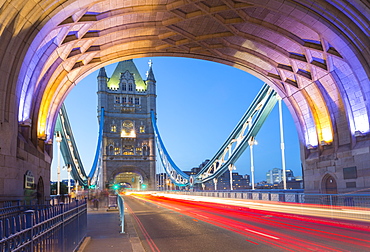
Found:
[98,67,108,78]
[146,60,156,82]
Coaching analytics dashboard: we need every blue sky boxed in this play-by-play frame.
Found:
[51,57,302,183]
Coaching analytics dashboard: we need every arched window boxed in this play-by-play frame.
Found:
[109,146,114,155]
[128,83,133,91]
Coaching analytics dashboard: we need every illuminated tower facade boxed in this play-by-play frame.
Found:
[97,60,156,190]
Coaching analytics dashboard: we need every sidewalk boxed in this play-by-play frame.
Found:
[77,204,145,252]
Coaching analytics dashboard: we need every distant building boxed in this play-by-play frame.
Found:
[203,171,250,190]
[266,168,295,184]
[61,179,75,187]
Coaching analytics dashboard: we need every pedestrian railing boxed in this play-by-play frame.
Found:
[0,199,87,252]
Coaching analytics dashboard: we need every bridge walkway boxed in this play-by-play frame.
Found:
[78,202,144,252]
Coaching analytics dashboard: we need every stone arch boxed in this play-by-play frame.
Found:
[109,167,149,190]
[321,173,338,194]
[0,0,369,196]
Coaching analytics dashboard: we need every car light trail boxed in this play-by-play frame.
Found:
[244,228,280,240]
[125,192,370,252]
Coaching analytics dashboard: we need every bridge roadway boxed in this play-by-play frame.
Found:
[81,192,370,252]
[124,193,370,251]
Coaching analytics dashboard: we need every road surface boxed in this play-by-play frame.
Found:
[123,193,370,252]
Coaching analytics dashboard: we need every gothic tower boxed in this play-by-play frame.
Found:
[97,60,156,190]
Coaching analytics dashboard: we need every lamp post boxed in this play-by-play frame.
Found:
[229,164,235,190]
[278,97,287,190]
[55,132,62,195]
[249,137,258,190]
[67,165,72,194]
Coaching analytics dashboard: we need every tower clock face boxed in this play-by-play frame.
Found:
[122,120,133,133]
[121,120,136,138]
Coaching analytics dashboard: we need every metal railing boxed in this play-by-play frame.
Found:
[0,199,87,252]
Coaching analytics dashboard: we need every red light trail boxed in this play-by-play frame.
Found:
[125,193,370,252]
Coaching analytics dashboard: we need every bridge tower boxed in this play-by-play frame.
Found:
[97,60,156,190]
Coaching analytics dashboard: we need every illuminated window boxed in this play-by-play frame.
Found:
[123,145,134,155]
[136,147,142,155]
[111,125,116,132]
[114,147,120,155]
[128,97,133,103]
[115,96,120,103]
[122,97,127,103]
[140,126,145,133]
[135,98,140,105]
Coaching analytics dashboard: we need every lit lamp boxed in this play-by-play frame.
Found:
[248,137,258,190]
[55,132,62,195]
[307,144,316,150]
[320,140,331,146]
[354,130,364,137]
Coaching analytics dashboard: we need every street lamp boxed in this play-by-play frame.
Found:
[229,164,236,190]
[248,137,258,190]
[55,132,62,195]
[67,164,72,194]
[278,97,287,190]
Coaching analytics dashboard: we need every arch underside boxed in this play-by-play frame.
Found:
[0,0,369,194]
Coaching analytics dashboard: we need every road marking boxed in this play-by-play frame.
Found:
[244,228,280,240]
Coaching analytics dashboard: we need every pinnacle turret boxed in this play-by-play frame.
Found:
[98,67,108,78]
[146,60,156,82]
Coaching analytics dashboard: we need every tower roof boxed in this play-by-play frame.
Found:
[107,59,146,90]
[98,67,108,78]
[146,60,156,82]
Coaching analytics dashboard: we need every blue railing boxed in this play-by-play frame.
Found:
[0,199,87,251]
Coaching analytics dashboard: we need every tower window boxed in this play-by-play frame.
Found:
[123,145,134,155]
[111,125,116,132]
[114,147,120,155]
[140,125,145,133]
[136,147,142,155]
[115,96,120,103]
[135,97,140,105]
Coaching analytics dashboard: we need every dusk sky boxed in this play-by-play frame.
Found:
[51,57,302,183]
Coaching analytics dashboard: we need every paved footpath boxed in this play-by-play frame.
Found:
[78,205,145,252]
